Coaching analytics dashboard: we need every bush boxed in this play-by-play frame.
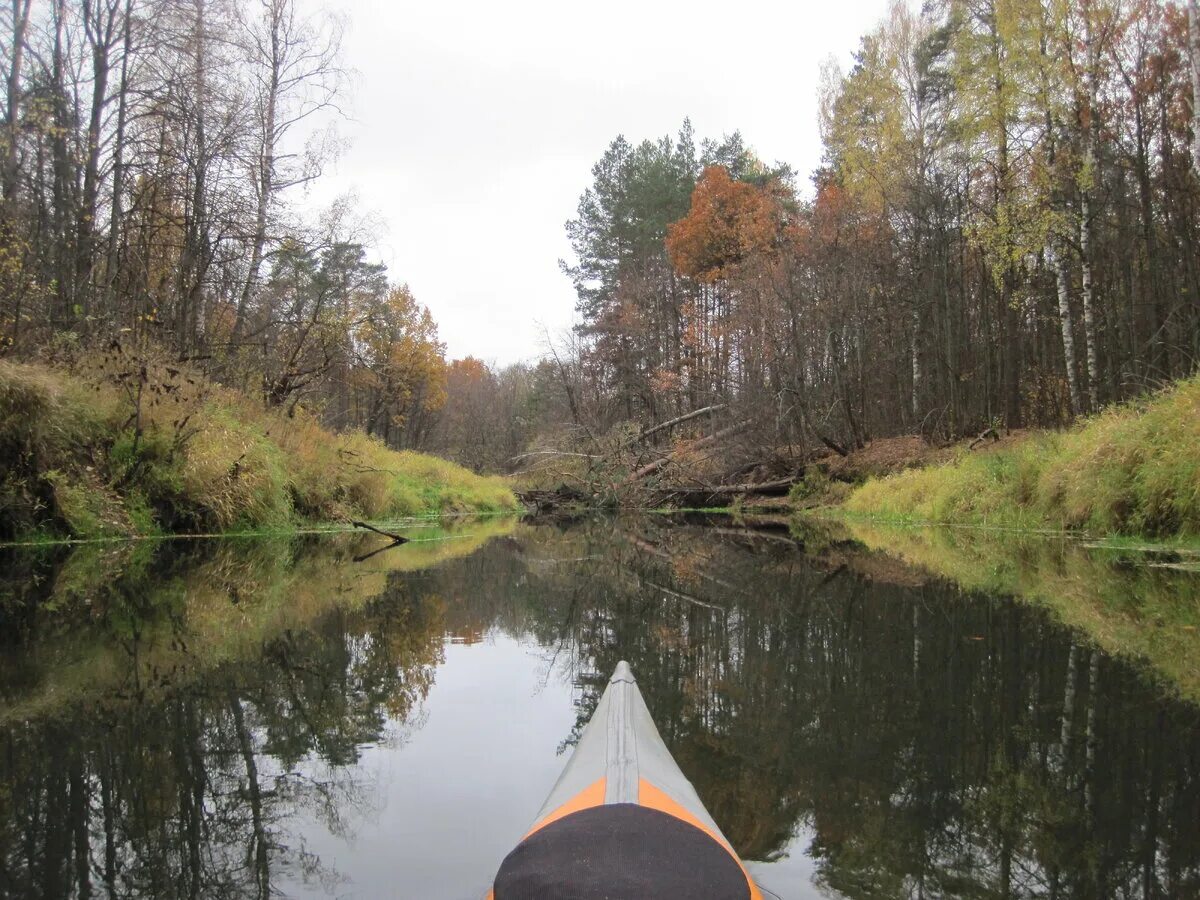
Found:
[789,467,852,506]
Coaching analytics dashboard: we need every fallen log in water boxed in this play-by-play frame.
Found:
[656,477,796,507]
[516,484,591,512]
[677,477,795,497]
[517,474,798,513]
[350,520,410,543]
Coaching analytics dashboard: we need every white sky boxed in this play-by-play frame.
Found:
[301,0,893,365]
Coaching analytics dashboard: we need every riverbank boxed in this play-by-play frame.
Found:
[830,375,1200,539]
[0,359,518,541]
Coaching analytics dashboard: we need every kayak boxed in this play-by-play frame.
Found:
[488,661,763,899]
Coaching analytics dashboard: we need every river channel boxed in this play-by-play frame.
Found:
[1,518,1198,898]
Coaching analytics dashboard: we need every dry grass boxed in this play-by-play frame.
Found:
[275,415,516,522]
[0,358,517,539]
[821,434,950,479]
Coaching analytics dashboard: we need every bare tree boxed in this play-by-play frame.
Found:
[1190,0,1200,181]
[232,0,343,341]
[1,0,33,205]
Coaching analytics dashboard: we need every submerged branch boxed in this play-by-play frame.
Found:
[350,519,411,561]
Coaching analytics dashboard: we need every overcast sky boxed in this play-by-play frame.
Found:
[302,0,893,366]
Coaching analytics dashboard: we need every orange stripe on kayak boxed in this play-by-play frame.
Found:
[522,777,606,838]
[638,779,763,900]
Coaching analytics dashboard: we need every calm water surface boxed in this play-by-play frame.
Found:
[1,519,1198,898]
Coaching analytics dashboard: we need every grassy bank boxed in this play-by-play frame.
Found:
[0,359,517,540]
[840,375,1200,538]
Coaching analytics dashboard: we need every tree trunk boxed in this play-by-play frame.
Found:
[235,0,283,341]
[1059,641,1078,764]
[1133,104,1163,376]
[636,403,726,444]
[623,419,752,484]
[1079,187,1100,410]
[78,1,117,321]
[991,17,1021,428]
[910,301,921,422]
[50,0,75,321]
[1078,9,1101,409]
[105,0,133,311]
[2,0,32,204]
[1050,241,1082,417]
[68,757,91,899]
[1190,0,1200,181]
[178,0,209,354]
[231,695,271,899]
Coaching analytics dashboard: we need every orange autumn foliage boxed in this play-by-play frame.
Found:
[665,166,781,282]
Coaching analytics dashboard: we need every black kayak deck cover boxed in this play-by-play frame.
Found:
[492,803,752,900]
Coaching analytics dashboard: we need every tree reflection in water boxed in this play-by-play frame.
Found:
[1,519,1198,898]
[0,532,448,899]
[431,520,1200,899]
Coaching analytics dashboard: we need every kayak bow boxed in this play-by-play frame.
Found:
[489,661,762,899]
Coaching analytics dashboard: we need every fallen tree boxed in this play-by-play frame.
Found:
[621,420,754,486]
[634,404,727,445]
[653,478,796,507]
[513,404,845,511]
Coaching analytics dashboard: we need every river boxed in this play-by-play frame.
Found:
[1,518,1198,898]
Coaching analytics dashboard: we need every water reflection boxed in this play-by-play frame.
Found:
[1,552,447,897]
[1,519,1198,898]
[837,519,1200,703]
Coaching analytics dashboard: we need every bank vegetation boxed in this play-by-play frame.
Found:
[0,355,516,541]
[841,373,1200,537]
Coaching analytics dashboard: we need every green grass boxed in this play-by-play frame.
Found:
[841,374,1200,538]
[0,359,519,540]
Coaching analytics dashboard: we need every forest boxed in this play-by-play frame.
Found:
[1,0,1199,520]
[0,0,460,446]
[0,0,535,536]
[510,0,1200,493]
